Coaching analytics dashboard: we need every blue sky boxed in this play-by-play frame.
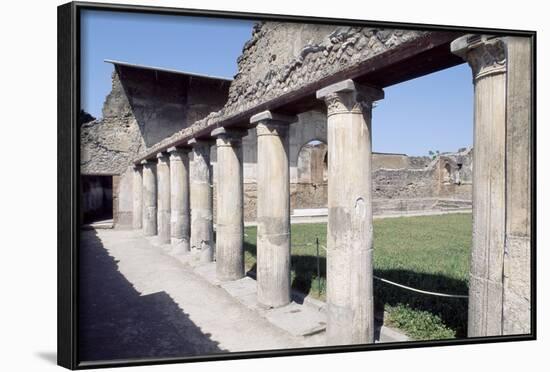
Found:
[81,10,473,156]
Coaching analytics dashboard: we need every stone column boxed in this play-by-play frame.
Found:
[317,79,384,345]
[132,165,143,229]
[167,146,191,255]
[211,127,248,281]
[156,152,171,245]
[502,36,532,336]
[452,35,507,337]
[250,111,297,308]
[188,138,214,263]
[141,160,157,236]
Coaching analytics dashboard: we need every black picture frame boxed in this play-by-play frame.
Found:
[58,1,537,369]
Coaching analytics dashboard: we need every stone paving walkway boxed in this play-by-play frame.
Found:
[79,228,407,362]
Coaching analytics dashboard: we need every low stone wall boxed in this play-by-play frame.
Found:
[215,181,471,223]
[373,167,436,199]
[224,148,473,222]
[372,197,471,216]
[372,153,409,170]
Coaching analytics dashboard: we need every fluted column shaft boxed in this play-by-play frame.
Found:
[250,111,297,308]
[502,36,532,336]
[168,146,191,255]
[212,127,247,281]
[141,160,157,236]
[317,79,384,345]
[452,35,507,337]
[188,138,214,263]
[156,152,171,244]
[132,165,143,229]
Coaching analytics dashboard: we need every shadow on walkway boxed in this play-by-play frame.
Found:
[79,230,225,363]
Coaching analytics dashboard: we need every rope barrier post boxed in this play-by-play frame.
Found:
[316,237,321,297]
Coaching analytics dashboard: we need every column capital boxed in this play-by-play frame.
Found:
[316,79,384,117]
[167,146,191,161]
[211,126,248,138]
[250,110,297,138]
[140,159,156,168]
[451,35,506,80]
[156,152,170,165]
[249,110,297,126]
[187,137,215,148]
[211,127,248,147]
[167,146,191,154]
[132,163,142,170]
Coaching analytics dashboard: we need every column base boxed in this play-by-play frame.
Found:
[170,238,190,256]
[198,241,214,263]
[216,270,245,283]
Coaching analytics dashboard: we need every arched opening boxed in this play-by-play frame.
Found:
[296,140,327,184]
[81,175,113,224]
[443,163,452,184]
[292,139,328,212]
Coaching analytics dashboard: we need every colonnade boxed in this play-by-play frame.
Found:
[131,35,531,343]
[133,79,383,344]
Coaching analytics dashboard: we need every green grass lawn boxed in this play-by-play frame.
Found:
[243,213,472,340]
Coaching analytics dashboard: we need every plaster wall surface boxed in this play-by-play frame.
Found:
[114,167,134,228]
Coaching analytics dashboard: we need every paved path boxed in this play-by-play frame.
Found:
[79,229,313,362]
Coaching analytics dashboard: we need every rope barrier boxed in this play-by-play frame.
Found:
[296,243,468,299]
[373,275,468,299]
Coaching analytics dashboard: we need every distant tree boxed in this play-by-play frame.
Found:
[428,150,440,160]
[79,109,96,125]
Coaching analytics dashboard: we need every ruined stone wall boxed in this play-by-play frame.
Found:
[82,69,231,176]
[436,148,473,199]
[373,149,473,200]
[81,73,144,175]
[225,23,425,117]
[409,155,433,169]
[372,153,409,170]
[373,167,436,199]
[81,68,230,226]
